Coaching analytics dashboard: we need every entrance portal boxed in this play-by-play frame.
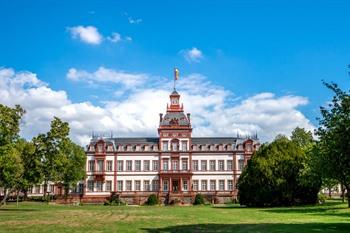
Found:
[172,180,179,192]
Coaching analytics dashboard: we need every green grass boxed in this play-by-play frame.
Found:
[0,200,349,233]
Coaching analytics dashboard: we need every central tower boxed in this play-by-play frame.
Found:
[158,89,193,195]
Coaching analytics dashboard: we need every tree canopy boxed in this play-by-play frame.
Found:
[316,82,350,207]
[237,128,321,207]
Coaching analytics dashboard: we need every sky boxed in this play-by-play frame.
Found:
[1,0,350,145]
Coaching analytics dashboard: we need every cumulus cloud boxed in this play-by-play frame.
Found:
[68,26,131,45]
[0,67,314,146]
[66,66,148,89]
[68,26,103,45]
[183,47,204,63]
[128,17,142,24]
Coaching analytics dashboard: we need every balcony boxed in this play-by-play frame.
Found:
[159,169,192,175]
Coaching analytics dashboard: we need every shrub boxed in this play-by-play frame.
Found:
[104,192,125,206]
[145,194,159,206]
[193,194,205,205]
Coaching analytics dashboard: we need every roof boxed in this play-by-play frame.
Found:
[91,137,159,145]
[192,137,237,145]
[160,112,190,126]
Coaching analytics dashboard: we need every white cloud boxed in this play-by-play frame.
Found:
[128,17,142,24]
[0,67,314,146]
[68,26,103,45]
[183,47,204,63]
[107,32,121,43]
[66,67,148,89]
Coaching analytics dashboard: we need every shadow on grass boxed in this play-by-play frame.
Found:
[142,223,350,233]
[0,208,38,212]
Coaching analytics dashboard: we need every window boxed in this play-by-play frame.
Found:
[126,160,132,171]
[218,160,224,171]
[228,180,233,191]
[172,160,178,170]
[210,160,216,171]
[201,180,207,191]
[193,180,198,191]
[219,180,225,191]
[117,181,123,191]
[246,143,252,152]
[163,141,168,151]
[97,160,103,171]
[182,141,187,151]
[238,159,244,171]
[182,160,188,170]
[106,180,112,191]
[35,185,41,193]
[49,184,54,193]
[135,180,141,191]
[88,160,95,171]
[163,160,168,171]
[210,180,216,191]
[152,180,159,191]
[135,160,141,171]
[201,160,207,171]
[183,180,188,191]
[144,160,150,171]
[193,160,198,171]
[96,181,103,191]
[172,142,178,151]
[28,186,33,194]
[107,145,113,152]
[152,160,159,171]
[97,144,103,152]
[126,181,132,191]
[88,180,94,191]
[107,160,113,171]
[227,160,233,171]
[144,180,150,191]
[117,160,123,171]
[163,180,169,191]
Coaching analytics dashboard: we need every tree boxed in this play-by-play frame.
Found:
[15,139,43,200]
[60,140,86,196]
[237,133,321,207]
[33,117,70,197]
[0,104,25,205]
[316,82,350,207]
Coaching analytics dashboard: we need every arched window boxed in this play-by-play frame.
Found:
[170,139,179,151]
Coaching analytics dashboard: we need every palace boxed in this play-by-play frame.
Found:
[83,89,260,204]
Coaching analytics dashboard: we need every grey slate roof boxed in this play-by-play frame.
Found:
[192,137,237,145]
[160,112,190,126]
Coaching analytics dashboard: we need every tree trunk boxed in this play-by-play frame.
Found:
[346,185,350,208]
[16,190,19,207]
[341,184,345,203]
[328,187,332,199]
[43,181,48,198]
[0,189,8,206]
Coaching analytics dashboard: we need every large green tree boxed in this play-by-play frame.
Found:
[60,139,86,196]
[0,104,25,205]
[15,139,43,199]
[33,117,85,197]
[33,117,70,196]
[316,82,350,207]
[237,129,321,207]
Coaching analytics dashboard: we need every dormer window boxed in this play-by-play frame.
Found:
[97,144,103,153]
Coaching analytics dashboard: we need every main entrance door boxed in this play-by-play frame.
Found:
[172,180,179,192]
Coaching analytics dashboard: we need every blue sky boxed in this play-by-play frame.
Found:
[0,0,349,144]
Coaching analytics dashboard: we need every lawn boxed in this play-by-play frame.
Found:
[0,200,349,233]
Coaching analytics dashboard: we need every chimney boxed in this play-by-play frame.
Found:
[159,113,163,123]
[187,113,191,123]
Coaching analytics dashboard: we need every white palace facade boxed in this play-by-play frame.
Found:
[83,89,260,204]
